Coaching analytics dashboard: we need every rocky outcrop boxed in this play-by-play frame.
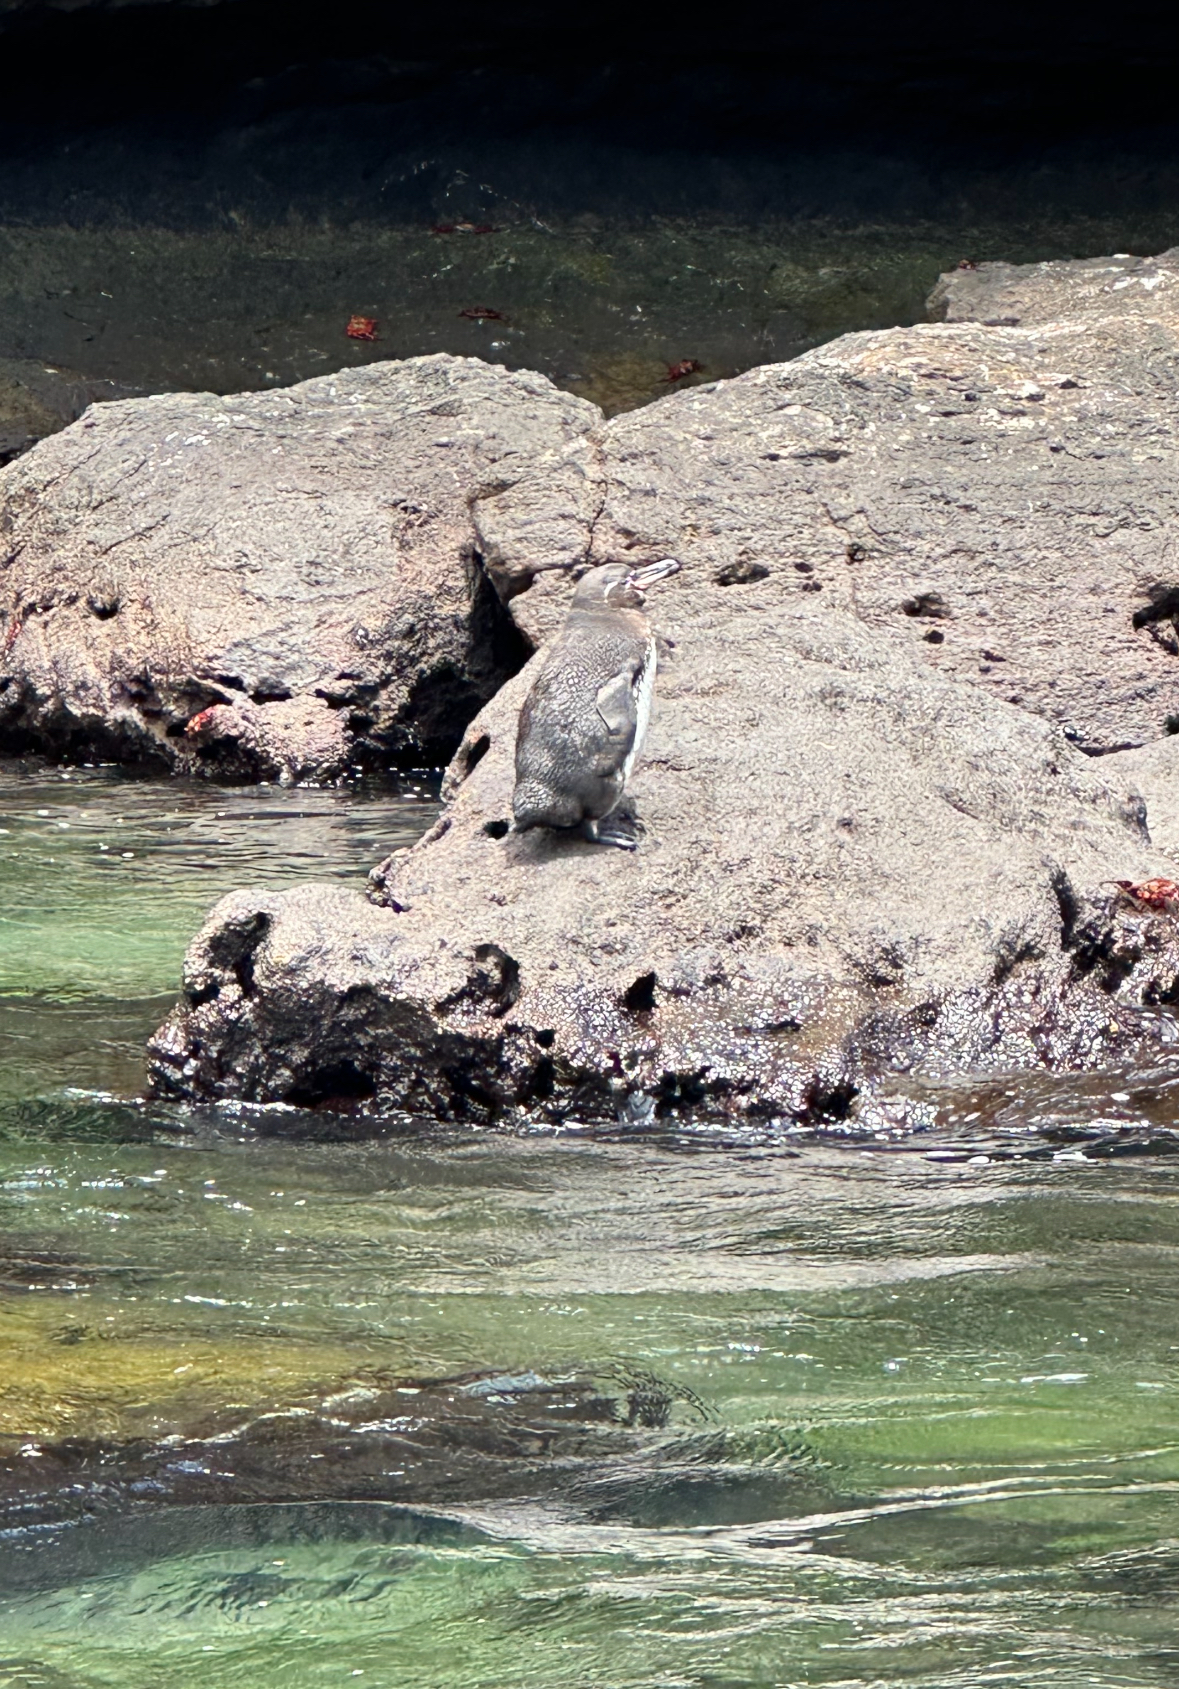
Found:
[928,247,1179,330]
[147,589,1179,1130]
[0,356,598,780]
[141,252,1179,1126]
[481,253,1179,753]
[11,252,1179,779]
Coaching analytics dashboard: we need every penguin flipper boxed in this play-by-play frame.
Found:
[594,670,640,742]
[592,672,639,785]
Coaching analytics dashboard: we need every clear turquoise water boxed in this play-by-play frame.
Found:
[1,760,1178,1688]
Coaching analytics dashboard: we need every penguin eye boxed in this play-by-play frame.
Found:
[606,576,642,607]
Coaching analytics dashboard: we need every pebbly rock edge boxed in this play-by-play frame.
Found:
[141,249,1179,1126]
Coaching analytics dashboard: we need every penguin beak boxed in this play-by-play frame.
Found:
[627,557,681,590]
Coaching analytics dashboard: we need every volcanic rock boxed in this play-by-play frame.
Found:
[0,356,598,780]
[147,584,1179,1130]
[480,265,1179,752]
[928,247,1179,329]
[1103,734,1179,862]
[145,252,1179,1125]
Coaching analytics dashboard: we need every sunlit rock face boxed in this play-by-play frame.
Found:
[0,357,594,779]
[145,596,1179,1130]
[483,247,1179,755]
[145,250,1179,1129]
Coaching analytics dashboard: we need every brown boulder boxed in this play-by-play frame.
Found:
[0,355,599,780]
[145,252,1179,1127]
[480,271,1179,753]
[148,587,1179,1130]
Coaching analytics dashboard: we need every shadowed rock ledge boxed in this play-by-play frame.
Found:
[136,248,1179,1125]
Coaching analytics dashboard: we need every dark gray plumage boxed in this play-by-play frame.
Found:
[512,558,679,849]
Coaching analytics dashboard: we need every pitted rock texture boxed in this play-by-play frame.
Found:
[146,252,1179,1124]
[148,589,1179,1131]
[1104,734,1179,862]
[928,248,1179,329]
[479,277,1179,752]
[0,356,598,780]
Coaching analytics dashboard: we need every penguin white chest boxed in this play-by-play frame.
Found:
[621,637,657,789]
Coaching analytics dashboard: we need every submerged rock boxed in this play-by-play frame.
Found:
[0,1367,693,1531]
[0,356,597,780]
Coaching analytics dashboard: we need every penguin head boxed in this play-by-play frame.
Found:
[572,557,681,611]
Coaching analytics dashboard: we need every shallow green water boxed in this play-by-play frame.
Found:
[1,761,1178,1688]
[9,208,1179,428]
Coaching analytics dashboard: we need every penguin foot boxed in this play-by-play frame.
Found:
[582,812,644,851]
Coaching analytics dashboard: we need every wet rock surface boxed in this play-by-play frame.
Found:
[128,253,1179,1122]
[0,356,593,779]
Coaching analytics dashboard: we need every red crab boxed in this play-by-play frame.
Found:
[664,358,703,383]
[431,222,498,235]
[1107,877,1179,911]
[459,306,507,322]
[184,706,220,739]
[346,315,379,341]
[956,258,979,271]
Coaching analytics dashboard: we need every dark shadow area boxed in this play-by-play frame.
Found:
[285,1060,378,1110]
[0,2,1178,427]
[1,3,1179,223]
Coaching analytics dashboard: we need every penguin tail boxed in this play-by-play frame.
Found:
[512,780,582,833]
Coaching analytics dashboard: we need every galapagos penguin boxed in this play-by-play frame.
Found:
[512,557,680,849]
